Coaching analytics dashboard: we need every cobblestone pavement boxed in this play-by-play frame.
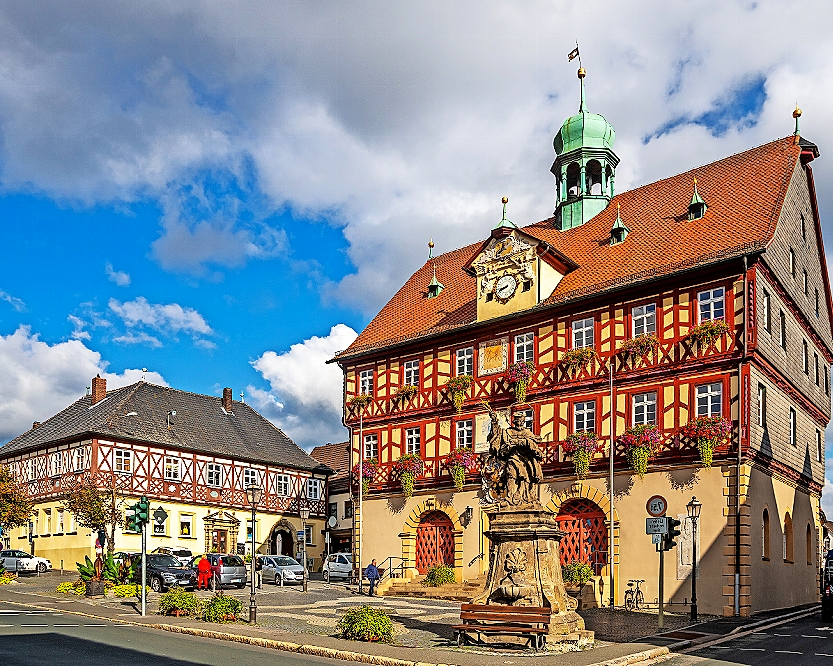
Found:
[5,571,713,648]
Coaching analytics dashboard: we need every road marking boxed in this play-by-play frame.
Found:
[803,635,825,638]
[83,624,109,627]
[20,624,48,627]
[53,624,79,627]
[738,648,765,651]
[816,654,833,657]
[0,624,13,627]
[775,650,802,654]
[774,633,793,636]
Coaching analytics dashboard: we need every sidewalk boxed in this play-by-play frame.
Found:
[0,573,818,666]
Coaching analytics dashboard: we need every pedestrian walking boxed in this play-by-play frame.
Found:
[364,558,381,596]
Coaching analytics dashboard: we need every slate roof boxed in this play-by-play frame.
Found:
[0,382,331,473]
[335,137,805,360]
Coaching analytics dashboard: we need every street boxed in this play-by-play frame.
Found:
[668,611,833,665]
[0,602,334,666]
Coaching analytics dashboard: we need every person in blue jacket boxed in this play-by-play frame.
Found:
[364,559,380,596]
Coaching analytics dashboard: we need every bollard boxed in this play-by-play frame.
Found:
[60,560,64,575]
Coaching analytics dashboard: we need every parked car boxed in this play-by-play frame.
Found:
[145,553,197,592]
[151,547,193,566]
[187,553,247,588]
[322,552,353,582]
[259,556,305,585]
[0,549,52,574]
[823,551,833,621]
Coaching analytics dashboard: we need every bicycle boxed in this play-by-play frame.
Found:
[624,579,645,611]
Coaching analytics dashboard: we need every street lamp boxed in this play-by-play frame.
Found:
[687,496,702,621]
[299,506,310,593]
[246,483,262,624]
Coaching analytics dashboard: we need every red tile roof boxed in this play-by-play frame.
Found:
[337,137,802,360]
[310,441,350,479]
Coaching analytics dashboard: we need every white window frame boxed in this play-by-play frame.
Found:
[73,447,86,472]
[456,347,474,376]
[114,449,132,474]
[306,478,321,501]
[364,433,379,460]
[207,463,222,488]
[757,383,767,427]
[572,317,594,349]
[164,456,181,482]
[633,392,657,426]
[456,419,473,447]
[57,509,64,534]
[243,468,259,489]
[50,452,62,477]
[275,473,290,497]
[574,400,596,433]
[698,287,725,322]
[517,408,533,430]
[405,427,421,455]
[403,360,420,387]
[305,524,314,546]
[359,369,374,396]
[632,304,656,337]
[696,382,722,417]
[789,408,797,447]
[179,514,193,538]
[514,332,534,363]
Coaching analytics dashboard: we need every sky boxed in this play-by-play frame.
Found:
[1,1,833,509]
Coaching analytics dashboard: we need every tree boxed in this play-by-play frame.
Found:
[0,466,33,535]
[60,474,123,557]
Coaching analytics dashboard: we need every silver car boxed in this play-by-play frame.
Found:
[0,549,52,574]
[188,553,247,588]
[260,556,305,585]
[322,553,353,582]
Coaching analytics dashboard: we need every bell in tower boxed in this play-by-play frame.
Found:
[551,67,619,230]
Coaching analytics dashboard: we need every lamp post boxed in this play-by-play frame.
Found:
[246,483,262,624]
[299,506,310,593]
[687,496,702,621]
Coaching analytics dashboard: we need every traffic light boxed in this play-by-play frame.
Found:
[663,517,682,551]
[97,530,107,548]
[125,506,139,532]
[136,496,150,524]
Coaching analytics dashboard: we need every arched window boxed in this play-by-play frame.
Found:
[586,160,603,195]
[566,163,581,197]
[556,498,608,575]
[762,508,770,560]
[784,512,794,563]
[807,523,814,565]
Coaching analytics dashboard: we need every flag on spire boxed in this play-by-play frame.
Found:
[567,45,580,61]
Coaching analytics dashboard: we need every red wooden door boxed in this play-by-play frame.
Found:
[555,499,608,575]
[415,511,455,574]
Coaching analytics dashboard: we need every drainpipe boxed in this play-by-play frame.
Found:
[609,359,615,608]
[735,255,748,616]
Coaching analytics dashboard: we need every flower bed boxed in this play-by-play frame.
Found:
[507,361,535,403]
[392,454,423,498]
[445,375,472,413]
[617,424,661,478]
[444,446,477,491]
[563,432,601,479]
[681,415,732,468]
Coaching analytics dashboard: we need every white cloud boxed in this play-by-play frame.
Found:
[0,325,167,443]
[0,289,26,312]
[105,262,131,287]
[67,314,91,341]
[108,297,213,347]
[249,324,357,449]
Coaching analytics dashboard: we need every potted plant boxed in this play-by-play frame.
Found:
[620,333,659,358]
[562,561,594,610]
[507,361,535,403]
[445,375,473,414]
[688,319,731,348]
[352,458,378,495]
[617,424,661,479]
[563,432,600,479]
[444,447,477,491]
[681,415,732,468]
[202,591,242,623]
[347,393,373,411]
[392,454,423,498]
[393,384,418,401]
[337,605,394,643]
[561,347,596,374]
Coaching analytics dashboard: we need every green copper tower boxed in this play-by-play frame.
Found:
[551,67,619,230]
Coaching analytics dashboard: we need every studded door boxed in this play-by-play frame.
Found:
[415,511,455,574]
[555,499,608,575]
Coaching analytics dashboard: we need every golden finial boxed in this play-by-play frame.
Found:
[428,238,434,259]
[577,67,586,79]
[793,103,802,119]
[693,176,697,185]
[502,196,508,204]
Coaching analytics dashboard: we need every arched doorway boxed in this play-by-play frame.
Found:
[415,511,455,574]
[267,519,296,556]
[556,498,608,575]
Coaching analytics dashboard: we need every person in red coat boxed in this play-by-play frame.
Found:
[197,555,212,590]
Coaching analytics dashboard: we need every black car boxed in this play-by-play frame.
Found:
[145,553,197,592]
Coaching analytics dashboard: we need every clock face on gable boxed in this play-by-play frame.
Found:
[495,274,518,302]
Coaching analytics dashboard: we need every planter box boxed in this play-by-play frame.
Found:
[85,580,105,597]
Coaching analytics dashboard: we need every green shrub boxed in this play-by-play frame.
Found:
[55,582,75,594]
[562,561,594,586]
[421,563,455,587]
[0,572,17,585]
[112,584,150,598]
[158,587,202,618]
[337,605,394,643]
[56,580,85,595]
[202,592,242,623]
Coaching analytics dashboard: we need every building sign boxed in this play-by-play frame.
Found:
[153,507,168,536]
[676,514,700,580]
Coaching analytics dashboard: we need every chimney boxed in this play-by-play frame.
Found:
[91,374,107,405]
[222,387,233,412]
[32,422,41,430]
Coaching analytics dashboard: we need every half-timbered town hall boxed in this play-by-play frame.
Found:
[333,70,831,617]
[0,376,331,568]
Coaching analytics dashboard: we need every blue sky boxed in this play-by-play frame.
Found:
[1,2,833,512]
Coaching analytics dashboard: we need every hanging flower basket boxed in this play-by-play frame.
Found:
[507,361,535,403]
[444,447,477,491]
[688,320,731,348]
[394,384,418,401]
[681,416,732,468]
[561,348,596,374]
[619,333,659,358]
[392,454,424,498]
[348,394,373,411]
[617,424,661,479]
[352,458,378,495]
[563,432,601,479]
[445,375,473,414]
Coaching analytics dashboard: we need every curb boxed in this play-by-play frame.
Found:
[726,606,815,635]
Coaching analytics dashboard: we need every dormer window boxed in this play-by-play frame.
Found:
[610,204,629,245]
[688,178,707,220]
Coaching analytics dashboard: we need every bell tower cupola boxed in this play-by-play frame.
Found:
[551,67,620,230]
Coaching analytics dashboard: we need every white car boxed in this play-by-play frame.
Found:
[0,549,52,574]
[322,553,353,582]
